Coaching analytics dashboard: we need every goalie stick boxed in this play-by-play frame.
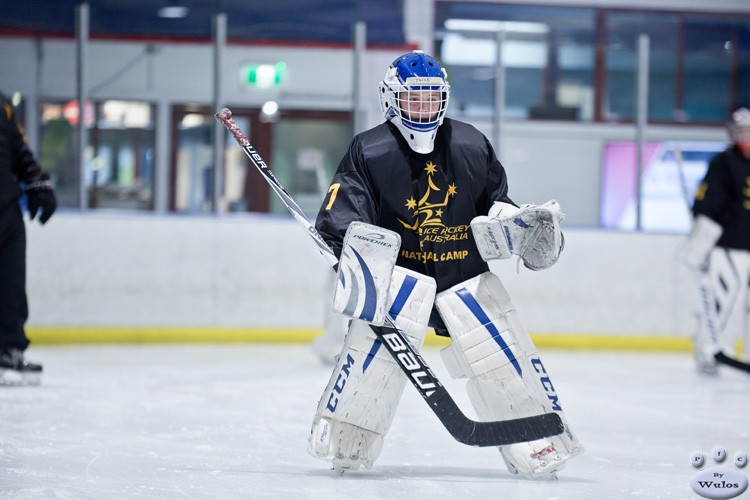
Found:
[673,146,750,374]
[215,107,564,446]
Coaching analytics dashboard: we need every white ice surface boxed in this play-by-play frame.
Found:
[1,344,749,500]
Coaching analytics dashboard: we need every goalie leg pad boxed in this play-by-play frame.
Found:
[308,266,436,470]
[435,271,583,478]
[725,250,750,361]
[695,248,747,366]
[696,248,750,366]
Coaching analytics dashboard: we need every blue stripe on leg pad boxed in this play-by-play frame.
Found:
[362,274,418,373]
[350,248,377,322]
[389,274,418,320]
[454,287,523,377]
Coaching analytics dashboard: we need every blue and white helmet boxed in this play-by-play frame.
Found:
[378,50,450,154]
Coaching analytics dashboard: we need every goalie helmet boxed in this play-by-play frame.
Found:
[730,107,750,157]
[378,50,450,154]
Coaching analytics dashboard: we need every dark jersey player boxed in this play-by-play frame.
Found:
[306,51,583,478]
[678,107,750,375]
[0,91,57,386]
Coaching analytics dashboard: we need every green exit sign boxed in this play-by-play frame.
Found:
[241,62,286,89]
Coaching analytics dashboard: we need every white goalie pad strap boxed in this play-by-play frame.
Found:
[677,215,723,271]
[309,266,436,468]
[333,221,401,326]
[435,271,583,478]
[471,200,565,270]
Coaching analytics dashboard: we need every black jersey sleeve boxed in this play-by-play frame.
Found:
[483,135,515,211]
[315,137,378,257]
[693,152,730,222]
[2,95,41,182]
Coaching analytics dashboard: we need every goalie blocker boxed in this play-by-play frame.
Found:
[332,222,401,326]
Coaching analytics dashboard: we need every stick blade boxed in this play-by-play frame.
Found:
[715,352,750,374]
[428,387,564,447]
[468,413,565,447]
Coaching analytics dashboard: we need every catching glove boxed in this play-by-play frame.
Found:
[471,200,565,270]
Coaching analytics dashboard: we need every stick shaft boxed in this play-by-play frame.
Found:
[215,108,338,268]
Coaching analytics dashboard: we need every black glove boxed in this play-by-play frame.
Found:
[26,173,57,225]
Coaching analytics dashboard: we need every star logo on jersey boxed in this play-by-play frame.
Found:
[398,161,457,233]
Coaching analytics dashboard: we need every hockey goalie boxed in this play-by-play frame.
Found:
[306,50,583,478]
[678,107,750,375]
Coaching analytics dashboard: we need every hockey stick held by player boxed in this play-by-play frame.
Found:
[306,50,582,477]
[215,106,564,458]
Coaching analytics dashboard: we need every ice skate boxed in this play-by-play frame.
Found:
[0,348,42,386]
[500,435,584,479]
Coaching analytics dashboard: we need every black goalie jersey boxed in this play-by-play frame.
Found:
[692,145,750,251]
[315,118,515,295]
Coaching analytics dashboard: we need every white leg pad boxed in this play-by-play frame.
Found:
[694,248,750,372]
[435,271,583,478]
[308,266,436,470]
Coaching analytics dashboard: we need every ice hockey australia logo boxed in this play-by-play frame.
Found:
[396,160,473,263]
[398,162,456,233]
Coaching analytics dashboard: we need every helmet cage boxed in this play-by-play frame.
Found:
[379,51,450,153]
[385,77,449,132]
